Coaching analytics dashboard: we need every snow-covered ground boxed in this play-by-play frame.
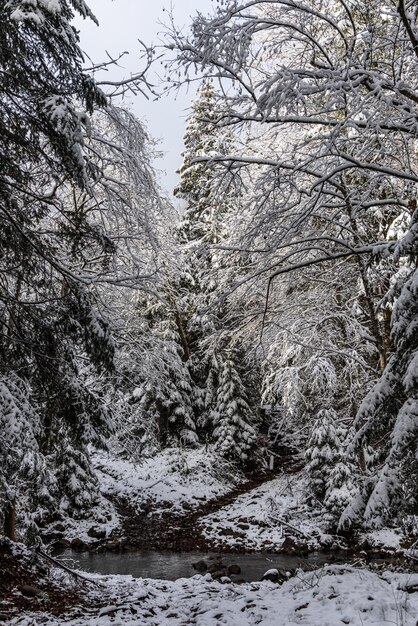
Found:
[9,566,418,625]
[199,472,335,551]
[57,449,409,555]
[55,495,120,545]
[193,469,410,555]
[94,447,241,514]
[12,450,417,625]
[56,447,242,545]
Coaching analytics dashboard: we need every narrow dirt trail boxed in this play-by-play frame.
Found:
[115,470,278,553]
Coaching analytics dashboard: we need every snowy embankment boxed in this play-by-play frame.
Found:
[57,448,409,555]
[9,566,418,626]
[198,472,409,554]
[57,447,242,545]
[94,447,240,514]
[199,472,332,552]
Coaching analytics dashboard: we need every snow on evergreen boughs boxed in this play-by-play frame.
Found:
[345,269,418,527]
[338,489,369,532]
[7,0,93,18]
[305,408,341,501]
[328,423,361,514]
[212,353,256,462]
[133,297,198,447]
[42,95,88,181]
[362,397,418,528]
[20,450,58,533]
[175,81,226,246]
[56,442,100,516]
[200,349,220,431]
[306,411,359,522]
[0,374,56,536]
[113,387,160,460]
[325,457,358,520]
[171,78,252,450]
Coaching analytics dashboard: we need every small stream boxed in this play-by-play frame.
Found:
[57,549,347,582]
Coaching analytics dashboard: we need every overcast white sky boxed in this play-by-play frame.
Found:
[75,0,215,195]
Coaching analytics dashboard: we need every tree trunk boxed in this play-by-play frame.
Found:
[342,190,387,372]
[358,447,367,473]
[4,497,16,541]
[156,399,169,446]
[173,309,191,361]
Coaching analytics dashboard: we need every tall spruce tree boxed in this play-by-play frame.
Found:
[132,292,198,447]
[305,408,341,503]
[174,82,258,455]
[175,81,228,248]
[174,81,232,365]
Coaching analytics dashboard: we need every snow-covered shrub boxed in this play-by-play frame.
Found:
[325,457,359,520]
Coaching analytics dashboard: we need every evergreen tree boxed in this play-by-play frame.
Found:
[345,262,418,528]
[0,374,55,539]
[305,408,341,502]
[174,80,256,446]
[325,456,358,522]
[175,81,229,247]
[306,410,360,524]
[132,293,198,447]
[212,352,257,462]
[174,81,232,364]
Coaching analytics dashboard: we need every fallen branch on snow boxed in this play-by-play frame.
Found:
[271,517,311,540]
[36,548,104,588]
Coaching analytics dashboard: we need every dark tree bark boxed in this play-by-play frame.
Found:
[4,497,16,541]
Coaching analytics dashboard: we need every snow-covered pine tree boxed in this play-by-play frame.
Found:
[306,410,359,524]
[305,408,341,502]
[343,258,418,528]
[132,293,198,447]
[174,81,253,442]
[325,456,358,521]
[212,351,257,463]
[175,81,229,248]
[174,80,234,352]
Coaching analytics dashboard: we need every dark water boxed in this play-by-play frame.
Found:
[56,549,346,582]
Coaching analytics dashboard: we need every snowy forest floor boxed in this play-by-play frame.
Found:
[46,447,413,558]
[115,469,277,553]
[3,448,418,625]
[4,557,418,626]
